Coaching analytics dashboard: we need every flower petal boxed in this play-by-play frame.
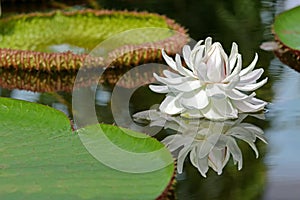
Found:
[149,85,169,93]
[206,84,226,99]
[163,134,193,152]
[229,127,259,158]
[202,98,238,120]
[228,42,238,73]
[170,80,202,92]
[226,89,255,100]
[183,45,193,70]
[175,54,196,78]
[206,44,224,82]
[220,48,230,78]
[208,149,226,175]
[162,49,177,71]
[236,77,268,91]
[190,146,209,177]
[177,145,193,173]
[239,123,267,143]
[232,98,267,113]
[204,37,212,53]
[149,120,167,127]
[226,137,243,170]
[223,75,240,90]
[153,73,192,85]
[211,98,238,119]
[195,62,208,81]
[163,70,181,78]
[180,89,209,109]
[223,54,242,82]
[196,135,220,159]
[240,68,264,84]
[248,97,267,105]
[190,41,205,66]
[239,53,258,76]
[159,94,184,115]
[201,102,226,121]
[193,39,204,49]
[192,45,205,70]
[196,158,209,178]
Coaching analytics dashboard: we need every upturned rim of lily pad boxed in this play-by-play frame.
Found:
[0,9,189,72]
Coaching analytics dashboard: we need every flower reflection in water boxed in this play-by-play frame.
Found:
[134,110,267,177]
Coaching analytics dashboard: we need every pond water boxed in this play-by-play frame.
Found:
[1,0,300,199]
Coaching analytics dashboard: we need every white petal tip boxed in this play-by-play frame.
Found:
[206,37,212,41]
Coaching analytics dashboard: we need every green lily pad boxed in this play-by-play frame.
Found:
[273,6,300,71]
[0,10,172,51]
[0,97,174,200]
[0,10,188,72]
[273,6,300,51]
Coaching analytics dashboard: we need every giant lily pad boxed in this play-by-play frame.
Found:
[0,97,175,199]
[273,6,300,71]
[0,9,188,72]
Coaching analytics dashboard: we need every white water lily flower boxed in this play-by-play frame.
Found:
[150,37,268,120]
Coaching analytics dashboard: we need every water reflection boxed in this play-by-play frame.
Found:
[48,43,87,54]
[95,87,111,106]
[0,69,77,93]
[134,110,267,177]
[10,89,40,102]
[264,59,300,199]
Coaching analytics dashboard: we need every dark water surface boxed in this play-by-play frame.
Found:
[1,0,300,199]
